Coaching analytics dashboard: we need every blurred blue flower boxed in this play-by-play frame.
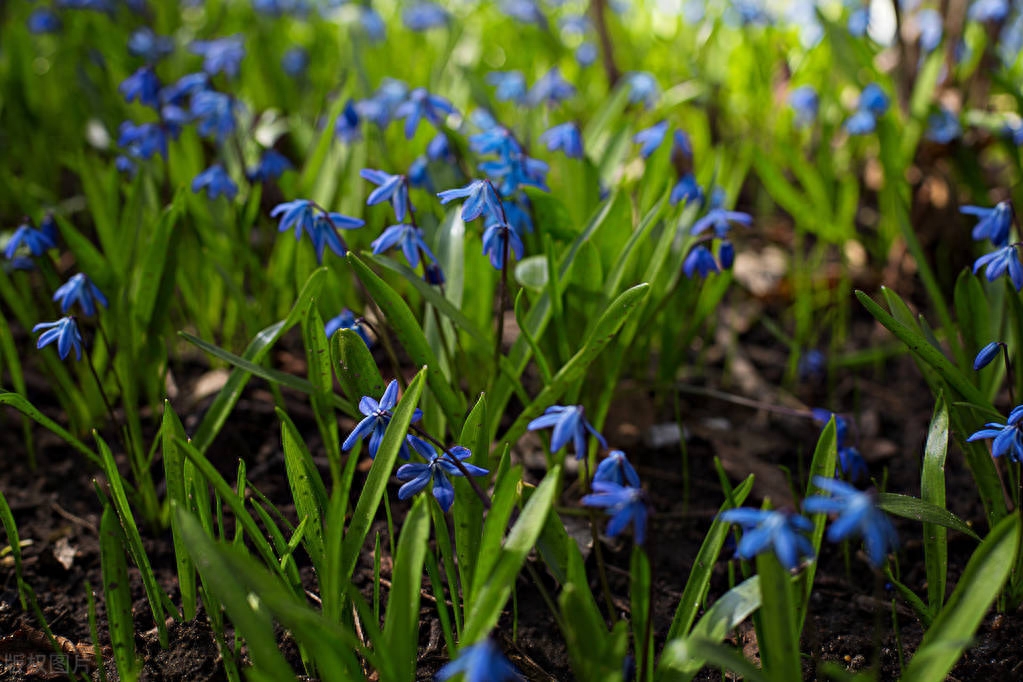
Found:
[426,133,452,162]
[372,223,437,269]
[582,481,648,544]
[527,405,607,458]
[789,85,818,127]
[128,27,174,62]
[670,174,704,206]
[837,445,869,483]
[120,67,162,108]
[503,198,534,234]
[281,46,309,78]
[798,349,826,381]
[848,7,870,36]
[190,90,239,142]
[968,0,1009,22]
[395,87,456,139]
[361,169,409,222]
[593,450,640,487]
[248,149,292,183]
[324,309,371,346]
[501,0,547,26]
[527,67,575,107]
[359,6,387,41]
[718,508,815,570]
[357,79,409,129]
[435,638,522,682]
[408,156,432,190]
[115,156,136,175]
[53,273,108,317]
[859,83,889,115]
[673,129,693,159]
[118,121,170,159]
[190,36,245,78]
[437,180,502,222]
[926,107,961,143]
[471,126,518,156]
[803,476,898,568]
[719,240,735,269]
[974,245,1023,290]
[974,341,1003,370]
[539,122,583,158]
[683,245,719,278]
[967,404,1023,462]
[576,42,598,66]
[917,9,943,52]
[342,380,422,459]
[27,8,62,34]
[192,164,238,200]
[811,408,849,446]
[845,109,877,135]
[691,208,753,238]
[4,221,57,259]
[403,2,449,31]
[160,73,209,106]
[961,201,1012,246]
[397,440,488,512]
[625,71,659,108]
[487,71,528,103]
[634,121,669,159]
[482,221,524,270]
[34,317,84,361]
[335,100,362,142]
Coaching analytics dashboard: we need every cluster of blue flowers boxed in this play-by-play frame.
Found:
[962,200,1021,290]
[968,404,1023,462]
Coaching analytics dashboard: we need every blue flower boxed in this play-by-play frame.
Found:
[487,71,527,102]
[119,67,162,109]
[837,446,869,483]
[967,404,1023,462]
[968,0,1009,22]
[527,67,575,107]
[360,169,409,222]
[190,90,238,142]
[581,481,649,545]
[576,42,598,66]
[478,153,549,195]
[4,221,57,259]
[160,72,208,106]
[359,6,387,41]
[670,173,704,206]
[691,208,753,238]
[798,349,827,380]
[789,85,818,127]
[593,450,640,487]
[271,200,316,241]
[53,274,108,317]
[527,405,607,458]
[271,200,363,263]
[961,201,1013,246]
[803,476,898,568]
[974,341,1003,370]
[718,508,815,571]
[718,241,735,269]
[190,35,245,78]
[917,9,943,52]
[859,83,889,115]
[625,71,659,108]
[248,149,292,183]
[342,380,423,459]
[408,156,432,190]
[501,0,547,26]
[682,245,719,278]
[848,7,870,36]
[397,439,488,512]
[192,165,238,200]
[281,47,309,78]
[811,408,850,446]
[118,121,169,160]
[33,317,84,361]
[394,88,456,139]
[974,245,1023,290]
[673,129,694,159]
[27,8,62,34]
[357,79,409,129]
[325,309,371,346]
[926,107,961,144]
[372,224,437,269]
[539,122,583,159]
[403,2,449,31]
[633,121,669,159]
[470,126,518,156]
[845,110,877,135]
[335,100,362,142]
[128,27,175,62]
[435,638,523,682]
[426,133,452,162]
[437,180,502,223]
[481,222,524,270]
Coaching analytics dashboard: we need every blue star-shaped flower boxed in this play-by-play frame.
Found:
[190,90,238,143]
[118,121,169,160]
[437,180,502,223]
[128,27,175,62]
[803,476,898,568]
[625,71,659,108]
[53,273,108,317]
[160,73,209,107]
[633,121,669,159]
[271,200,363,263]
[435,638,523,682]
[360,169,409,222]
[342,380,423,459]
[192,165,238,200]
[371,224,437,269]
[324,309,372,347]
[4,221,57,259]
[717,508,815,571]
[593,450,640,487]
[190,35,245,78]
[119,66,161,108]
[247,149,292,183]
[690,207,753,238]
[33,317,84,361]
[967,404,1023,462]
[487,71,527,103]
[394,87,456,139]
[397,438,488,512]
[682,245,719,278]
[961,201,1013,246]
[527,67,575,107]
[974,245,1023,290]
[527,405,607,458]
[671,174,704,206]
[481,222,524,270]
[539,122,583,159]
[582,481,649,545]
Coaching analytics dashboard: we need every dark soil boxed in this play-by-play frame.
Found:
[3,301,1023,682]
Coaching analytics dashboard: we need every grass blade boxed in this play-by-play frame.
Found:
[922,393,949,614]
[161,402,197,620]
[278,407,328,572]
[99,504,139,682]
[382,496,431,682]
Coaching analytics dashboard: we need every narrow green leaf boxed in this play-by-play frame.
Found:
[472,449,519,601]
[161,402,196,620]
[877,493,980,541]
[922,394,949,613]
[802,419,838,616]
[453,394,487,600]
[560,584,630,682]
[301,300,341,480]
[632,547,654,682]
[0,392,100,467]
[99,505,139,682]
[383,496,431,682]
[755,552,801,682]
[133,192,183,328]
[278,408,328,571]
[331,327,386,404]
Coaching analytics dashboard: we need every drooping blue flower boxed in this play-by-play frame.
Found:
[487,71,527,103]
[633,121,669,159]
[119,66,162,109]
[190,35,245,78]
[625,71,659,108]
[527,405,607,458]
[118,121,169,160]
[397,439,488,512]
[502,198,534,234]
[837,446,869,483]
[192,164,238,200]
[581,481,649,545]
[673,129,693,160]
[33,317,84,361]
[426,133,451,162]
[394,87,456,139]
[437,180,502,222]
[481,221,525,270]
[248,149,292,183]
[917,8,943,52]
[281,46,309,78]
[926,107,961,143]
[593,450,640,487]
[190,90,239,143]
[128,27,175,62]
[718,508,815,571]
[478,153,549,195]
[160,72,208,106]
[27,8,62,34]
[53,273,108,317]
[811,408,850,446]
[974,245,1023,290]
[539,122,583,158]
[718,240,735,269]
[974,341,1003,370]
[803,476,899,568]
[682,245,719,278]
[357,79,409,129]
[691,207,753,238]
[4,221,57,259]
[403,2,449,31]
[789,85,818,127]
[961,201,1013,246]
[271,200,316,241]
[361,169,409,222]
[408,156,432,190]
[325,309,371,346]
[527,67,576,107]
[334,99,362,142]
[670,173,704,206]
[342,380,423,459]
[435,638,523,682]
[372,224,437,269]
[967,404,1023,462]
[271,200,363,262]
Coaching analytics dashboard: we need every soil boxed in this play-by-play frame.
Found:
[3,291,1023,682]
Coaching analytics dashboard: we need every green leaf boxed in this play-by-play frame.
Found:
[278,408,328,571]
[803,418,838,616]
[0,392,100,467]
[472,449,519,600]
[331,327,387,404]
[922,394,949,613]
[877,493,980,541]
[632,547,654,682]
[560,584,630,682]
[755,552,801,682]
[453,394,487,600]
[382,497,431,682]
[99,504,139,682]
[463,465,561,643]
[161,402,197,620]
[514,255,549,292]
[133,191,183,328]
[301,299,341,481]
[902,513,1020,682]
